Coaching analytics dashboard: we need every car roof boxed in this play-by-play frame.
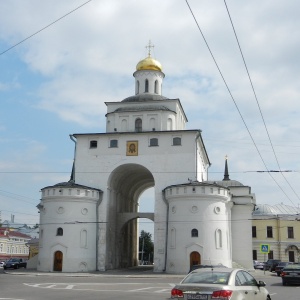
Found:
[191,267,236,273]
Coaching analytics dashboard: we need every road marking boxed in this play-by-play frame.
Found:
[23,282,172,293]
[45,285,57,288]
[0,298,25,300]
[23,283,41,287]
[129,287,154,292]
[65,285,75,289]
[155,289,171,293]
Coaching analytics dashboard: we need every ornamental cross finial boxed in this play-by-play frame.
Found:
[146,40,154,57]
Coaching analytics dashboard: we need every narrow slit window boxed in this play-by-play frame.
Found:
[56,227,63,236]
[135,118,142,132]
[145,79,149,92]
[154,80,158,93]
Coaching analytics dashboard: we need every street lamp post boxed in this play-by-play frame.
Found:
[141,238,144,265]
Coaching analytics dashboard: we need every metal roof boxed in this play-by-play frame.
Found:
[253,203,300,216]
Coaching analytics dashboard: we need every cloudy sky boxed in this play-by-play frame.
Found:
[1,0,300,234]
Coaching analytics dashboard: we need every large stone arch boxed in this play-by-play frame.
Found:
[106,163,155,269]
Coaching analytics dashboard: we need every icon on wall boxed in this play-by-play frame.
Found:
[126,141,138,156]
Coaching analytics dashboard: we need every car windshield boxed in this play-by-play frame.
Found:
[182,271,230,285]
[8,259,18,262]
[284,264,300,270]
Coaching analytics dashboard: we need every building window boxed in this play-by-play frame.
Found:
[56,227,63,236]
[253,249,257,260]
[90,140,97,148]
[191,229,198,237]
[252,226,257,238]
[136,80,139,94]
[267,226,273,238]
[135,118,142,132]
[288,227,294,239]
[145,79,149,92]
[110,139,118,148]
[173,137,181,146]
[289,251,295,262]
[154,80,158,94]
[149,138,158,146]
[215,229,222,248]
[268,250,274,259]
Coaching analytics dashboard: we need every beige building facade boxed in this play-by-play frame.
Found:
[252,204,300,263]
[0,228,31,261]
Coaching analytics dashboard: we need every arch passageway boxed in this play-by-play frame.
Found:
[107,163,154,269]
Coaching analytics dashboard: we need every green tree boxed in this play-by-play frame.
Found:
[139,230,154,264]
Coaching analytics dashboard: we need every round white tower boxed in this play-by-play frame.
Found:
[37,181,102,272]
[164,182,233,273]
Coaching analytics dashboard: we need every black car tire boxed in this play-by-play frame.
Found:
[282,280,287,286]
[3,267,6,270]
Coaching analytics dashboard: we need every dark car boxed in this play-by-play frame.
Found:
[189,264,226,273]
[281,263,300,286]
[275,262,291,276]
[3,258,27,269]
[171,268,271,300]
[264,259,281,272]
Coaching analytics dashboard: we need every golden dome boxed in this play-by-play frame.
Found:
[136,55,162,72]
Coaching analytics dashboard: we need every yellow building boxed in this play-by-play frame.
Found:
[26,238,39,259]
[252,204,300,263]
[0,227,31,261]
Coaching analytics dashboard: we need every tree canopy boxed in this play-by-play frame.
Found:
[139,230,154,264]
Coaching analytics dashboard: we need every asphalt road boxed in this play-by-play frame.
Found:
[0,267,299,300]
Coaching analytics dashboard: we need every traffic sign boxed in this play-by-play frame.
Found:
[260,244,270,253]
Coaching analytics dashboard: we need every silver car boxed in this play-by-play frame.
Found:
[171,268,271,300]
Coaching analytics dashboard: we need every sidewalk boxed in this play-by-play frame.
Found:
[1,265,184,278]
[1,266,274,279]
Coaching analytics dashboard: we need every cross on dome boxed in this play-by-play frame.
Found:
[146,40,154,57]
[136,41,162,72]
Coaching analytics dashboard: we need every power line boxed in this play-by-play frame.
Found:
[0,170,299,174]
[223,0,300,203]
[185,0,298,206]
[0,0,92,56]
[0,189,37,205]
[1,210,38,217]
